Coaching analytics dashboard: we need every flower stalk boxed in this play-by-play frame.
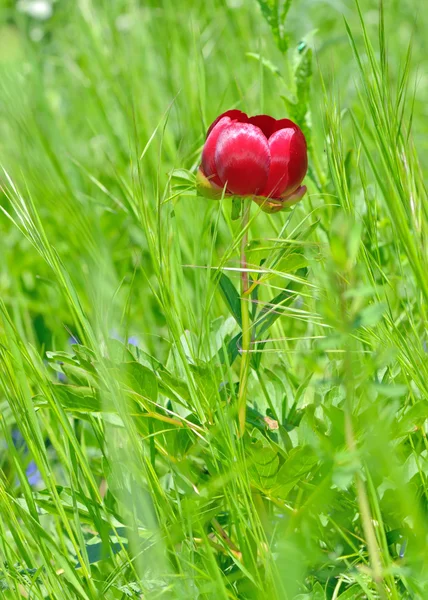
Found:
[196,109,309,436]
[238,198,252,436]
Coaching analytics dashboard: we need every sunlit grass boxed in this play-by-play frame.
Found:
[0,0,427,598]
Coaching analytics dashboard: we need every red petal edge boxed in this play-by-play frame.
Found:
[206,110,248,138]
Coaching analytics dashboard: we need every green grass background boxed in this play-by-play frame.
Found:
[0,0,427,598]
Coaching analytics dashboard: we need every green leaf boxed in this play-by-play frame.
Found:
[393,401,428,438]
[157,369,191,405]
[250,279,260,322]
[71,344,96,363]
[62,363,98,388]
[338,585,365,599]
[169,168,195,184]
[121,361,158,401]
[310,582,326,600]
[277,252,308,273]
[256,0,292,53]
[115,582,143,598]
[46,350,79,366]
[270,445,318,499]
[76,538,127,568]
[218,332,241,367]
[248,434,282,489]
[295,46,313,120]
[218,273,242,326]
[231,197,242,220]
[370,383,407,398]
[344,148,354,193]
[32,487,124,528]
[386,528,407,545]
[332,450,359,491]
[108,339,135,363]
[352,302,386,328]
[51,384,102,413]
[251,340,265,371]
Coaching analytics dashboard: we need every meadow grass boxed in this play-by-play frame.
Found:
[0,0,427,598]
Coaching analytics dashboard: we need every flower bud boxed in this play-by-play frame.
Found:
[198,110,308,212]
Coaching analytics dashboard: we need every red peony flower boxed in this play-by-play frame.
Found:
[197,110,308,213]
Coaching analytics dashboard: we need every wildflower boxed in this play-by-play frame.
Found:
[197,110,308,213]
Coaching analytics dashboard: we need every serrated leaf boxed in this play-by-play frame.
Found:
[295,47,312,117]
[256,0,292,53]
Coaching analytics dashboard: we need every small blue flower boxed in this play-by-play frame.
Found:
[12,428,26,450]
[11,428,43,488]
[26,461,42,487]
[127,336,139,347]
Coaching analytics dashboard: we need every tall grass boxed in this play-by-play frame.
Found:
[0,0,427,598]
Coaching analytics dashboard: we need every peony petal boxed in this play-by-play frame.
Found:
[215,123,271,196]
[280,184,307,206]
[248,114,278,138]
[259,125,307,198]
[206,110,248,137]
[201,117,234,188]
[272,118,301,134]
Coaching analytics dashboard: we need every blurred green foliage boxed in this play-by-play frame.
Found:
[0,0,427,598]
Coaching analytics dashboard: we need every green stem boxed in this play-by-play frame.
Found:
[344,389,386,599]
[238,199,252,436]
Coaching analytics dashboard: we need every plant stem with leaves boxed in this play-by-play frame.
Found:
[342,309,387,599]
